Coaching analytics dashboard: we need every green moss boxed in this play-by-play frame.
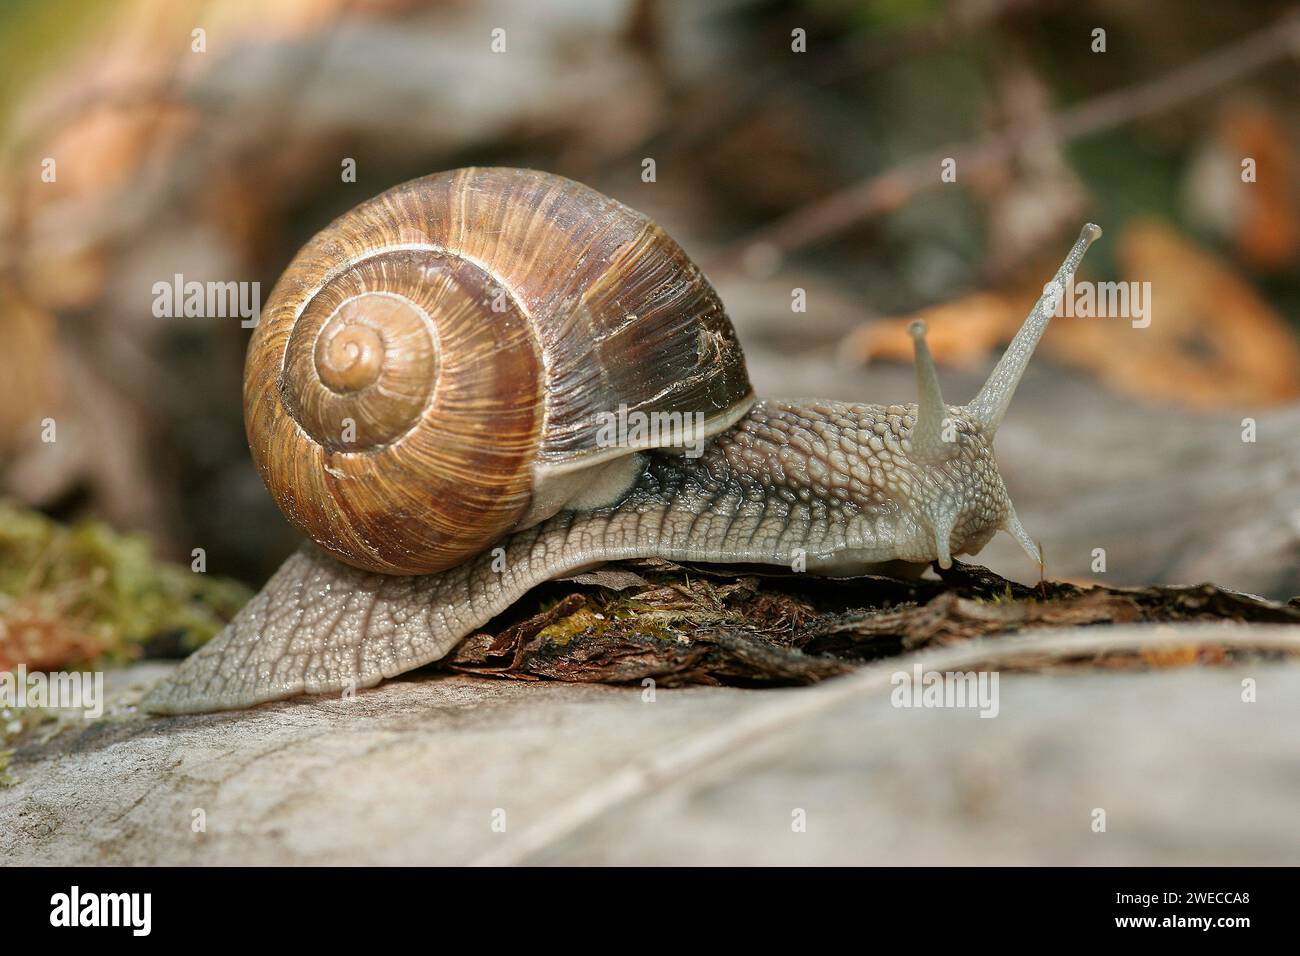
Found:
[533,574,766,650]
[537,607,610,646]
[0,500,252,669]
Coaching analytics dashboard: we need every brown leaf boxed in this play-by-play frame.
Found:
[844,219,1300,408]
[557,569,651,591]
[1096,218,1300,407]
[1187,101,1300,271]
[840,291,1025,367]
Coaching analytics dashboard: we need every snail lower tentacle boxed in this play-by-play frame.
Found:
[144,399,1010,713]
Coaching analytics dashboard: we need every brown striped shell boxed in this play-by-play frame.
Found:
[245,167,753,575]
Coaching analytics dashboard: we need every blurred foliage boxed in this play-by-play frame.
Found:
[0,0,106,128]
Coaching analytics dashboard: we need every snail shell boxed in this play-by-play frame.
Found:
[246,167,754,575]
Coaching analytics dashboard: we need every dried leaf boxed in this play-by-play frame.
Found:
[840,291,1024,367]
[559,569,652,591]
[845,219,1300,408]
[1097,219,1300,407]
[1186,101,1300,271]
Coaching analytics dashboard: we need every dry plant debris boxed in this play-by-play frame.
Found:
[445,558,1300,687]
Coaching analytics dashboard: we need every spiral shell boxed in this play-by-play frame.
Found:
[246,167,753,574]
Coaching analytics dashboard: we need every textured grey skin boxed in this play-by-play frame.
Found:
[144,400,1011,714]
[143,225,1100,714]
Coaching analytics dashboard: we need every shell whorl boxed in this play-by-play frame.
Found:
[286,288,440,451]
[248,245,543,575]
[246,167,752,575]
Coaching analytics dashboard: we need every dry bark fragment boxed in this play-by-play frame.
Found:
[442,559,1300,686]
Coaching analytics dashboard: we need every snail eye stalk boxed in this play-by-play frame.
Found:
[907,320,951,463]
[965,223,1102,437]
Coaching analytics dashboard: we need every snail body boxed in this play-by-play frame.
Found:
[144,168,1100,714]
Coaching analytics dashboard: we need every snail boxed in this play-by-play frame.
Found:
[143,167,1100,714]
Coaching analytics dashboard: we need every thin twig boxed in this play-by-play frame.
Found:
[711,14,1300,274]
